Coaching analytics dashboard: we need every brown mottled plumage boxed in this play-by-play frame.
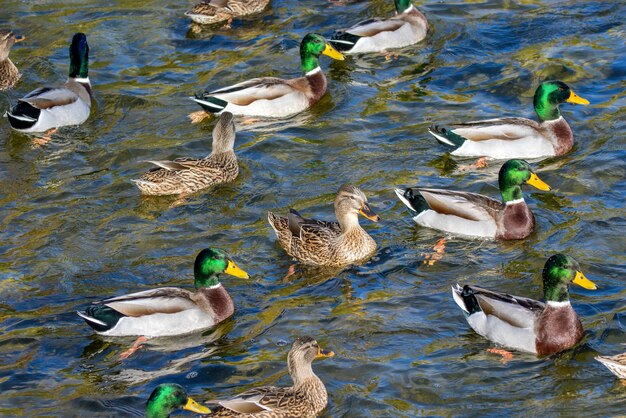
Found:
[596,352,626,379]
[268,184,379,267]
[207,336,333,418]
[185,0,270,25]
[0,30,24,91]
[132,112,239,195]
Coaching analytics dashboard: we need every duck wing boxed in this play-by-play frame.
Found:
[342,18,406,37]
[450,117,543,141]
[206,77,302,105]
[19,86,79,110]
[467,284,544,329]
[417,188,501,221]
[99,287,198,317]
[213,387,291,413]
[287,208,342,237]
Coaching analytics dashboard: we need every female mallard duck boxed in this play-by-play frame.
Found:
[268,184,380,267]
[330,0,428,54]
[394,159,550,240]
[206,336,333,417]
[185,0,270,25]
[76,248,249,337]
[6,32,92,133]
[132,112,238,196]
[428,80,589,159]
[189,33,344,121]
[596,351,626,379]
[452,254,597,356]
[0,30,25,91]
[146,383,210,418]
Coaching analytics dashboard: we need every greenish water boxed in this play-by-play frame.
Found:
[1,0,625,416]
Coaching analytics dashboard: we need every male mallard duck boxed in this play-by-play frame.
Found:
[146,383,210,418]
[206,336,333,417]
[268,184,379,267]
[189,33,344,121]
[596,351,626,379]
[0,30,25,91]
[394,159,550,240]
[6,33,92,133]
[428,80,590,159]
[185,0,270,25]
[132,112,238,196]
[330,0,428,54]
[76,248,249,337]
[452,254,597,356]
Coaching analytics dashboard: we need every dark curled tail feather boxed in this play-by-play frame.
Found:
[429,124,466,148]
[192,93,227,114]
[6,101,40,130]
[461,285,482,315]
[403,188,430,214]
[77,305,126,333]
[329,32,361,52]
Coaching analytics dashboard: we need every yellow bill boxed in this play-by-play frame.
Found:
[573,271,597,290]
[225,259,250,279]
[323,43,345,61]
[566,90,589,105]
[14,35,25,43]
[317,346,335,358]
[526,172,551,191]
[184,397,211,414]
[359,203,380,222]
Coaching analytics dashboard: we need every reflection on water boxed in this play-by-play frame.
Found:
[1,0,625,416]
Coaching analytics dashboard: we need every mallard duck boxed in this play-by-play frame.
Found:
[596,351,626,379]
[6,32,92,133]
[428,80,590,159]
[146,383,210,418]
[0,30,25,91]
[185,0,270,25]
[268,184,379,267]
[132,112,238,196]
[76,248,249,337]
[330,0,428,54]
[206,336,333,417]
[452,254,597,356]
[394,159,550,240]
[190,33,344,120]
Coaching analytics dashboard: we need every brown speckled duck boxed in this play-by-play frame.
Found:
[395,159,551,240]
[268,184,379,267]
[596,351,626,379]
[185,0,270,26]
[132,112,238,196]
[452,254,597,356]
[206,336,333,417]
[0,30,24,91]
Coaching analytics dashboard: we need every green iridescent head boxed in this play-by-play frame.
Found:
[533,80,589,122]
[193,247,249,288]
[498,159,551,202]
[394,0,413,13]
[68,32,89,79]
[542,254,597,302]
[300,33,344,73]
[145,383,210,418]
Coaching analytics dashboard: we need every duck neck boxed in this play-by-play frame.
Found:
[534,90,560,122]
[500,184,523,203]
[194,272,220,289]
[337,211,362,234]
[288,359,318,388]
[394,0,413,14]
[301,50,320,74]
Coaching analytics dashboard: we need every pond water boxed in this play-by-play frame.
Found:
[0,0,625,416]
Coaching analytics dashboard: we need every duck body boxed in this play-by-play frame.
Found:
[268,184,379,267]
[77,248,249,337]
[6,33,92,133]
[186,0,270,25]
[331,3,428,54]
[0,30,25,91]
[208,337,333,418]
[452,254,597,356]
[596,353,626,379]
[395,159,550,241]
[191,34,343,118]
[428,81,589,159]
[133,112,239,195]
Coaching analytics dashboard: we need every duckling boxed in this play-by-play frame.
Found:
[206,336,333,417]
[132,112,238,196]
[268,184,379,267]
[0,30,25,91]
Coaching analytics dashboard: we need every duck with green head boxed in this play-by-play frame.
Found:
[189,33,344,122]
[395,159,551,240]
[330,0,428,54]
[0,30,25,91]
[7,32,92,133]
[429,80,590,159]
[146,383,210,418]
[452,254,597,356]
[77,248,249,337]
